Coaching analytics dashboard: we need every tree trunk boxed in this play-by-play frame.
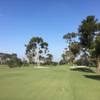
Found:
[96,57,100,72]
[37,49,40,67]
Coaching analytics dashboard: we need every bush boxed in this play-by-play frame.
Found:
[7,58,23,68]
[51,62,58,66]
[40,61,58,66]
[17,58,23,67]
[88,60,96,67]
[59,60,66,65]
[75,58,89,66]
[23,60,29,66]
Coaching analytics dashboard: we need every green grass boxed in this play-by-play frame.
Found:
[0,65,100,100]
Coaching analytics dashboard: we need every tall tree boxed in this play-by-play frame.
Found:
[25,37,49,66]
[79,16,99,49]
[79,16,100,71]
[63,32,80,61]
[89,34,100,71]
[63,16,100,72]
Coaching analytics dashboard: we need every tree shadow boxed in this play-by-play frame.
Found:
[84,75,100,81]
[70,68,94,73]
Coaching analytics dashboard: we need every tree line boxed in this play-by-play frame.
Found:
[1,15,100,72]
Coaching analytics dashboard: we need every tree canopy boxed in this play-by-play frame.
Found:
[63,15,100,72]
[25,37,49,65]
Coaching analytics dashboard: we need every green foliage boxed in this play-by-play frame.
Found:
[51,62,58,66]
[30,37,43,44]
[78,16,100,71]
[69,42,80,57]
[17,58,23,67]
[40,61,57,66]
[7,58,23,68]
[59,60,66,65]
[79,16,100,48]
[75,58,89,66]
[61,50,74,64]
[63,32,79,62]
[25,36,49,64]
[63,15,100,70]
[22,60,29,66]
[63,32,78,43]
[41,42,48,48]
[47,54,53,63]
[95,35,100,56]
[75,59,83,66]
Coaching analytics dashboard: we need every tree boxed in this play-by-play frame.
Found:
[89,34,100,71]
[63,16,100,72]
[25,37,49,66]
[7,56,22,68]
[79,16,100,72]
[79,16,99,49]
[69,42,80,58]
[63,32,77,44]
[63,32,80,62]
[95,35,100,71]
[61,50,74,64]
[46,54,53,63]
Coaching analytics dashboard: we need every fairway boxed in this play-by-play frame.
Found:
[0,65,100,100]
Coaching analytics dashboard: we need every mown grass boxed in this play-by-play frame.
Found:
[0,65,100,100]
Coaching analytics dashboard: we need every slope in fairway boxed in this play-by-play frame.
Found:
[0,65,100,100]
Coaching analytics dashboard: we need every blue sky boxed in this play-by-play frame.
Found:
[0,0,100,61]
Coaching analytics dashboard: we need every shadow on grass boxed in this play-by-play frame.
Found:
[84,75,100,81]
[70,68,94,73]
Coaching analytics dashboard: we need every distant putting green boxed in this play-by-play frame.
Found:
[0,65,100,100]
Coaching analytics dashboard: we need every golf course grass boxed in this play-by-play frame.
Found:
[0,65,100,100]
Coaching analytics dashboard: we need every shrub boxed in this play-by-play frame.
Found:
[75,58,89,66]
[40,61,58,66]
[7,58,23,68]
[17,58,23,67]
[51,62,58,66]
[23,60,29,66]
[59,60,66,65]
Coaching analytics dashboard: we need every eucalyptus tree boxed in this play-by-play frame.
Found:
[47,53,53,63]
[63,32,77,44]
[63,32,80,61]
[62,50,74,64]
[25,37,49,66]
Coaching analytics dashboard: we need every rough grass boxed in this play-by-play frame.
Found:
[0,65,100,100]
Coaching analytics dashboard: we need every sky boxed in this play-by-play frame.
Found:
[0,0,100,61]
